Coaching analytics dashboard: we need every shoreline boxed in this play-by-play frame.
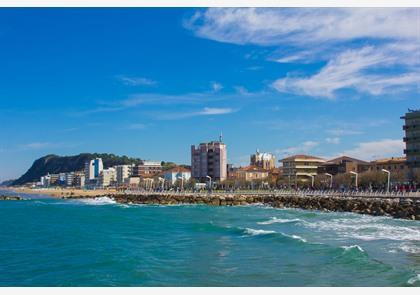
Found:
[4,186,120,198]
[3,187,419,220]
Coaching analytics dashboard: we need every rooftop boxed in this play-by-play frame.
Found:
[279,154,325,162]
[371,157,407,164]
[324,156,369,165]
[166,167,191,173]
[236,165,268,173]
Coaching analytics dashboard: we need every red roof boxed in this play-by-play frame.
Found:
[166,167,191,173]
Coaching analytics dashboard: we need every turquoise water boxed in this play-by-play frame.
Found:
[0,190,419,286]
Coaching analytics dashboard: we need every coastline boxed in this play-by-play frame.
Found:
[3,187,419,220]
[4,186,119,198]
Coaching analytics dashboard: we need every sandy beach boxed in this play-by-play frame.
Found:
[5,187,117,198]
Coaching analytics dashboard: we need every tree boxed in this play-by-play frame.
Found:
[334,173,353,189]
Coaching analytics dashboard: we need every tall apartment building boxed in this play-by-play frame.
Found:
[250,149,276,170]
[191,138,227,182]
[115,164,134,184]
[85,158,103,181]
[401,109,420,179]
[132,161,162,177]
[279,154,325,184]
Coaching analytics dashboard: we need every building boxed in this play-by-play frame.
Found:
[191,137,227,182]
[115,164,134,185]
[250,149,276,170]
[164,167,191,185]
[125,176,141,188]
[362,157,409,178]
[64,172,75,187]
[85,158,103,181]
[73,171,85,188]
[279,154,326,184]
[40,174,51,187]
[98,167,116,187]
[132,161,162,177]
[401,109,420,179]
[49,174,59,186]
[318,156,369,175]
[234,165,269,182]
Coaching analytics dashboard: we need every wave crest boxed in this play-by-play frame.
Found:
[78,197,116,206]
[341,245,365,252]
[243,228,276,236]
[257,217,301,225]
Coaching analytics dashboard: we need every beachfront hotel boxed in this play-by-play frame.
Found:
[191,136,227,182]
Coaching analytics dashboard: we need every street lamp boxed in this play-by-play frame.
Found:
[325,173,333,188]
[158,177,164,191]
[177,175,184,191]
[382,169,391,193]
[302,173,314,187]
[206,175,212,191]
[350,171,358,188]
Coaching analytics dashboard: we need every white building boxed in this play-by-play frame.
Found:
[85,158,104,181]
[164,167,191,185]
[115,164,133,185]
[40,174,51,187]
[98,167,116,187]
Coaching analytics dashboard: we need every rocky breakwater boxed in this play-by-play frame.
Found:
[112,193,420,220]
[0,195,26,201]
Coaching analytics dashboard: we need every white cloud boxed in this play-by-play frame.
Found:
[340,139,404,160]
[234,86,250,95]
[187,8,419,46]
[117,75,157,86]
[199,107,233,115]
[157,107,237,120]
[272,46,420,98]
[326,137,340,144]
[187,8,420,99]
[275,140,319,157]
[211,82,223,92]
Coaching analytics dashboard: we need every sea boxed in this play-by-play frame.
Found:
[0,189,419,287]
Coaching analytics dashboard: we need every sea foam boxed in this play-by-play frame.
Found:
[243,228,276,236]
[407,274,420,285]
[257,217,301,225]
[78,196,116,206]
[341,245,365,252]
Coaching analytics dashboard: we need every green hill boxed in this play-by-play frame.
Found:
[13,153,143,185]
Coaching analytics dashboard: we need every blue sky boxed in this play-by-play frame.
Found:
[0,8,419,180]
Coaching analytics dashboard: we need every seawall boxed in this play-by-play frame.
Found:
[65,193,420,220]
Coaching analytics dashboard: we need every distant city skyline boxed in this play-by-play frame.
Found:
[1,8,419,180]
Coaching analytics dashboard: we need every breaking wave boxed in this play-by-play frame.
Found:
[77,197,116,206]
[407,274,420,285]
[303,216,420,242]
[257,217,301,225]
[243,228,276,236]
[341,245,365,252]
